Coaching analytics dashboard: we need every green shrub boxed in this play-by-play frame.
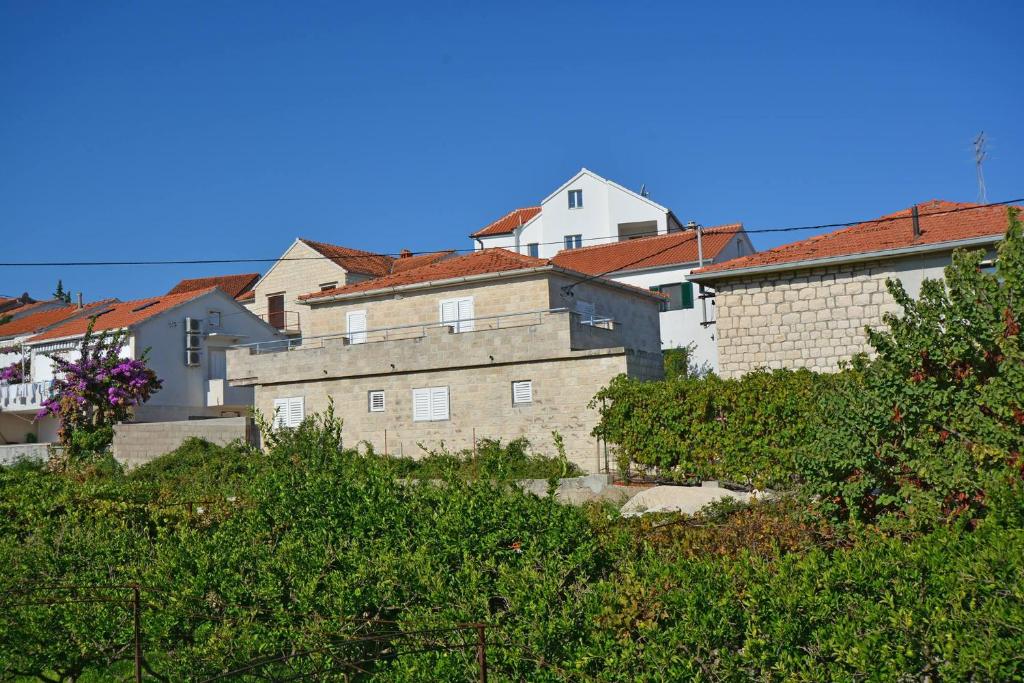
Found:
[389,436,582,480]
[806,208,1024,528]
[592,368,834,488]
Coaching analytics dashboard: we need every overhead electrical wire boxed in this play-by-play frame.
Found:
[0,198,1019,268]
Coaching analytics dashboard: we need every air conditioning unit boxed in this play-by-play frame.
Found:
[185,350,201,366]
[185,317,202,333]
[186,334,202,350]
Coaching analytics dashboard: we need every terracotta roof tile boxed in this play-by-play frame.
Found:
[0,301,115,340]
[695,201,1021,277]
[237,289,255,301]
[390,250,456,274]
[470,207,542,238]
[551,224,742,275]
[300,239,395,277]
[27,289,217,343]
[301,249,548,301]
[167,273,260,299]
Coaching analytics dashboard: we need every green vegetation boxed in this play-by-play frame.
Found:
[1,211,1022,680]
[389,435,582,480]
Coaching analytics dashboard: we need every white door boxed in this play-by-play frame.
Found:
[346,310,367,344]
[207,349,227,380]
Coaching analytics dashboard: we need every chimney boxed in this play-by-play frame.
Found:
[77,292,83,309]
[911,205,921,240]
[685,220,699,231]
[399,249,412,259]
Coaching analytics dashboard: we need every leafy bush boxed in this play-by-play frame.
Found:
[806,209,1024,528]
[389,436,582,480]
[0,412,1022,680]
[592,368,833,488]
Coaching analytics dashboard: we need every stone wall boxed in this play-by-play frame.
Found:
[0,443,53,466]
[254,350,632,473]
[111,417,253,469]
[712,253,953,377]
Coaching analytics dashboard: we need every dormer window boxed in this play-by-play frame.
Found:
[568,189,583,209]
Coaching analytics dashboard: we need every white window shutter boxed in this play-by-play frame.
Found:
[412,388,431,421]
[430,387,449,420]
[347,311,367,344]
[440,300,458,329]
[456,298,474,332]
[272,398,288,430]
[512,380,532,404]
[287,397,304,427]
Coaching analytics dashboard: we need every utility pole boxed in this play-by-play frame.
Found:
[974,131,988,203]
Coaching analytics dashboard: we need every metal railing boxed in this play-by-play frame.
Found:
[257,310,301,333]
[232,307,600,355]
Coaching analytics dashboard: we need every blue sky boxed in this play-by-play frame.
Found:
[1,1,1022,302]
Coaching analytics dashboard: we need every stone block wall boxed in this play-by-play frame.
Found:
[712,253,954,377]
[111,417,253,469]
[254,350,631,473]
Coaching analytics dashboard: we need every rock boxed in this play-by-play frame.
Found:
[619,485,752,517]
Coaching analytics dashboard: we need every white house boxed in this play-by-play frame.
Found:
[469,168,756,368]
[552,225,754,369]
[0,287,282,445]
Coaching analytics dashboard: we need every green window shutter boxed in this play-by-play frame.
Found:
[681,282,694,309]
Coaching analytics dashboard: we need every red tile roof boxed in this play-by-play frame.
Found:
[694,201,1021,277]
[0,301,115,340]
[28,289,217,343]
[167,273,260,299]
[237,289,255,301]
[470,207,542,238]
[551,224,743,275]
[390,250,456,274]
[300,249,548,300]
[300,239,395,277]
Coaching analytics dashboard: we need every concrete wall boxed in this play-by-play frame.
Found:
[0,443,53,466]
[710,252,957,377]
[111,416,252,469]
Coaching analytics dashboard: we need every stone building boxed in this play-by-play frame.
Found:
[238,238,453,336]
[689,200,1019,378]
[227,249,665,472]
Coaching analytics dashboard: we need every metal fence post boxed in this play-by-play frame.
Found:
[132,584,142,683]
[475,623,487,683]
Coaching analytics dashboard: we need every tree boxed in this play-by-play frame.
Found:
[53,279,72,304]
[37,321,162,460]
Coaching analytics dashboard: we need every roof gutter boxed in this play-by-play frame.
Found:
[688,234,1002,283]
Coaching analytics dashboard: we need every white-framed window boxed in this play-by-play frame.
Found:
[564,234,583,250]
[207,310,222,328]
[368,390,385,412]
[346,310,367,344]
[412,386,449,422]
[526,243,540,258]
[512,380,533,405]
[272,396,305,429]
[439,297,474,333]
[577,300,596,325]
[568,189,583,209]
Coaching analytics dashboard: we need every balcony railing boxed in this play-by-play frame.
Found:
[232,307,616,355]
[257,310,301,334]
[0,380,55,413]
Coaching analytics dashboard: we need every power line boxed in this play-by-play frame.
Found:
[0,198,1020,268]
